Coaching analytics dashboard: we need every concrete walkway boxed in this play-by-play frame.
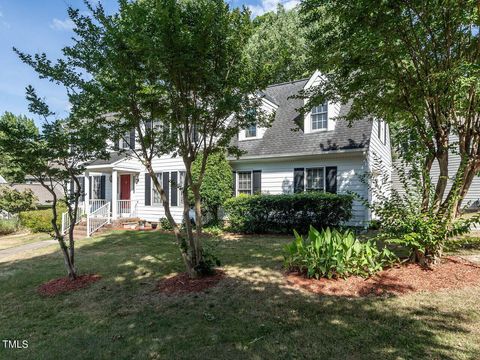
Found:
[0,240,57,260]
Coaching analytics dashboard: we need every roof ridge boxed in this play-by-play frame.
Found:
[266,77,310,89]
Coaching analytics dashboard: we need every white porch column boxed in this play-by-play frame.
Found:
[84,170,90,214]
[111,170,118,220]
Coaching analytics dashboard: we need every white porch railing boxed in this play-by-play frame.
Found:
[89,199,107,213]
[87,202,111,237]
[61,206,84,235]
[117,200,138,218]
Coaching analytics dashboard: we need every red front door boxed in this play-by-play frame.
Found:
[120,175,131,200]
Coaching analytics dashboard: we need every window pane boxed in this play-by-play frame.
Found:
[306,168,324,191]
[311,103,328,130]
[245,124,257,138]
[92,176,102,199]
[238,172,252,194]
[152,173,163,204]
[178,171,185,206]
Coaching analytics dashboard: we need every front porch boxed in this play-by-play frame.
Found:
[63,157,144,237]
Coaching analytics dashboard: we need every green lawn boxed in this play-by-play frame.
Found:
[0,232,50,251]
[1,231,480,359]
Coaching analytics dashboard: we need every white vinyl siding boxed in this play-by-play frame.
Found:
[231,154,369,226]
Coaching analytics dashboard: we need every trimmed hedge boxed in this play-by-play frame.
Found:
[0,218,19,235]
[19,205,65,233]
[223,192,353,234]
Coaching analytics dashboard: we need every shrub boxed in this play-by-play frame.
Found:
[19,205,65,233]
[0,187,37,214]
[0,218,20,235]
[284,226,396,279]
[223,192,353,234]
[190,152,233,222]
[159,217,173,231]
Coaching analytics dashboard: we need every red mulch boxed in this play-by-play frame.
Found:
[286,256,480,298]
[37,274,102,297]
[157,270,225,295]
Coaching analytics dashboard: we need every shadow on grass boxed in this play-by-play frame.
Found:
[0,230,477,359]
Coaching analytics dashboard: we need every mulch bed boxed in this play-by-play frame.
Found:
[157,270,225,295]
[37,274,102,297]
[286,256,480,297]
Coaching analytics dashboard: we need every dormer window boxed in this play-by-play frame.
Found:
[311,103,328,130]
[245,124,257,138]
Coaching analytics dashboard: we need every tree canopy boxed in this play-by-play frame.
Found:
[244,5,310,84]
[302,0,480,262]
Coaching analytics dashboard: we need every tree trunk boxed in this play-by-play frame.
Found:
[421,154,435,211]
[433,149,449,211]
[146,164,194,276]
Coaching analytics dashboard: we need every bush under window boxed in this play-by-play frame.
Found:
[223,192,353,234]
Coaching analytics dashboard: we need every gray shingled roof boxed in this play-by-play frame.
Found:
[10,183,64,206]
[231,79,372,157]
[88,152,128,166]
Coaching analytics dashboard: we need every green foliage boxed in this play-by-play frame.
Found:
[224,192,353,234]
[194,238,221,276]
[0,218,20,235]
[0,187,37,214]
[371,188,479,263]
[302,0,480,225]
[19,205,66,233]
[159,217,173,231]
[191,152,232,221]
[202,224,224,237]
[284,227,396,279]
[244,5,309,84]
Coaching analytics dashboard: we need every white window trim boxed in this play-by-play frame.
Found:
[151,172,163,206]
[91,175,103,200]
[177,171,186,207]
[299,167,327,192]
[236,170,253,196]
[245,124,257,138]
[310,104,328,132]
[305,103,332,134]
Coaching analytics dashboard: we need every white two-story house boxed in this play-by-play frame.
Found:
[74,71,395,235]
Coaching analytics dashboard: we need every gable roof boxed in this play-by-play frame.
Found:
[230,78,372,158]
[10,183,64,206]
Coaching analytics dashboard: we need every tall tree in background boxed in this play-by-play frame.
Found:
[302,0,480,263]
[14,0,270,278]
[244,5,309,84]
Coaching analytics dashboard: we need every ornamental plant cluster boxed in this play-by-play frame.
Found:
[284,227,397,279]
[223,192,353,234]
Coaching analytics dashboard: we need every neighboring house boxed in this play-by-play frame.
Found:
[392,134,480,211]
[10,183,63,208]
[76,71,392,230]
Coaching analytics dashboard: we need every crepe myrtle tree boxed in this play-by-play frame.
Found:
[302,0,480,263]
[14,0,271,277]
[0,105,108,279]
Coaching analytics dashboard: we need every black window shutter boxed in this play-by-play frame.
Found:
[325,166,337,194]
[163,172,170,202]
[294,168,304,193]
[113,140,119,151]
[253,170,262,194]
[89,176,93,199]
[129,129,136,149]
[171,171,178,206]
[232,171,236,196]
[80,177,85,201]
[69,180,74,197]
[100,175,106,199]
[145,173,151,206]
